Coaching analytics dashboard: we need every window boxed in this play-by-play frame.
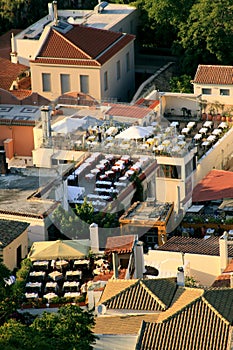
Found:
[104,71,108,91]
[60,74,70,94]
[157,165,182,179]
[202,88,212,95]
[80,75,89,94]
[220,89,230,96]
[42,73,51,92]
[126,52,130,72]
[116,60,121,80]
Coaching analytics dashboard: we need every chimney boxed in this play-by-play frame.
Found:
[134,241,145,278]
[53,1,58,26]
[112,252,118,279]
[177,266,185,286]
[219,231,228,273]
[10,33,18,64]
[89,223,99,254]
[48,2,54,19]
[41,105,52,143]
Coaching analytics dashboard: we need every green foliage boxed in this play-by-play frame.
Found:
[169,75,193,93]
[0,305,97,349]
[185,275,198,287]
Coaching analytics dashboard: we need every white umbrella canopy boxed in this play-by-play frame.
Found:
[115,126,152,140]
[28,239,90,261]
[52,117,85,134]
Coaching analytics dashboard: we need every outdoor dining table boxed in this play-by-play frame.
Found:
[199,127,208,135]
[49,271,63,281]
[45,282,58,292]
[207,135,216,142]
[33,260,49,270]
[26,282,42,291]
[64,292,80,298]
[187,121,196,129]
[202,141,210,147]
[203,121,213,128]
[90,168,100,175]
[43,292,57,301]
[66,270,82,281]
[55,260,69,270]
[25,292,39,299]
[194,133,202,140]
[62,281,80,291]
[96,180,112,187]
[181,127,190,135]
[219,122,227,129]
[212,128,222,136]
[73,259,89,268]
[29,271,46,279]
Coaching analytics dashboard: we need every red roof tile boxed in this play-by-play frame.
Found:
[192,169,233,202]
[105,234,136,255]
[34,25,134,66]
[105,103,152,119]
[193,64,233,85]
[157,235,233,256]
[0,57,28,90]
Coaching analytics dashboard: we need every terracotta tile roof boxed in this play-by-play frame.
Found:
[192,169,233,202]
[136,289,233,350]
[34,25,134,66]
[134,98,160,109]
[212,275,230,288]
[100,278,177,311]
[157,236,233,256]
[224,259,233,273]
[99,279,136,303]
[94,313,159,335]
[193,64,233,85]
[10,90,32,99]
[0,57,28,90]
[93,268,127,282]
[105,234,136,255]
[104,103,152,119]
[212,259,233,287]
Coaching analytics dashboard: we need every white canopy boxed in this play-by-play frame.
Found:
[115,126,153,140]
[67,186,85,203]
[52,117,86,134]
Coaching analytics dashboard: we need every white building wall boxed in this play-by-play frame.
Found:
[145,249,226,287]
[94,335,137,350]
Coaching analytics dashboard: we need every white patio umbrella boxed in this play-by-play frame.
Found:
[115,126,152,140]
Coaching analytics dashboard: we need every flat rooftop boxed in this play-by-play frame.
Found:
[0,105,41,124]
[15,3,136,40]
[120,201,173,224]
[0,174,58,218]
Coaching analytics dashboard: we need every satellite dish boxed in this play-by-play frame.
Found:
[97,304,106,315]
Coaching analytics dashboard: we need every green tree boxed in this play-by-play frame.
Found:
[0,305,97,350]
[169,75,193,93]
[177,0,233,74]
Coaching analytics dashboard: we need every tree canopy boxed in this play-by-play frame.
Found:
[0,305,97,350]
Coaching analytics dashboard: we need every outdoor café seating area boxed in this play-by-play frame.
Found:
[67,152,151,209]
[24,259,90,302]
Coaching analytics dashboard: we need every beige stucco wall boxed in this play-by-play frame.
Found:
[193,83,233,107]
[94,335,137,350]
[3,228,28,270]
[100,41,135,102]
[145,249,225,287]
[30,63,101,101]
[194,126,233,187]
[155,150,196,213]
[161,94,200,117]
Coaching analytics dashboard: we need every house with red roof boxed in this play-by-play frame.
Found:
[30,24,135,102]
[192,64,233,112]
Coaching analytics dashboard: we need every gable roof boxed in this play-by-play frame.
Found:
[157,235,233,257]
[100,278,177,311]
[136,288,233,350]
[105,234,136,255]
[193,64,233,85]
[34,25,134,66]
[192,169,233,202]
[212,259,233,288]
